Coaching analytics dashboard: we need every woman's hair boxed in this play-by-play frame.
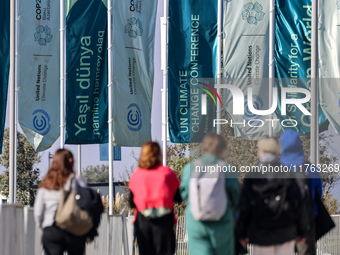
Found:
[39,149,74,190]
[138,142,162,169]
[201,133,228,158]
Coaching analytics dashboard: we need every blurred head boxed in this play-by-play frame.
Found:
[257,137,281,158]
[280,129,305,166]
[138,142,162,169]
[201,133,228,158]
[39,149,74,190]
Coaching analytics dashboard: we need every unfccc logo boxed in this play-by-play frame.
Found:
[32,109,51,136]
[127,103,142,132]
[125,17,143,39]
[244,94,264,121]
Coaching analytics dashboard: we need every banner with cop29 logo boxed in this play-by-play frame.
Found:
[318,0,340,134]
[168,0,217,143]
[111,0,157,146]
[275,0,329,135]
[0,0,10,154]
[65,0,108,144]
[17,0,60,152]
[222,0,282,140]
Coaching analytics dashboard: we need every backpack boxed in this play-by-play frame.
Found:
[189,159,228,221]
[55,178,104,237]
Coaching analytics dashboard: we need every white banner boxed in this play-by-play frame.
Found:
[223,0,282,140]
[111,0,157,146]
[318,0,340,133]
[17,0,60,151]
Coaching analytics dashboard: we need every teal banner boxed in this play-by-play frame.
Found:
[17,0,60,152]
[111,0,157,146]
[275,0,328,134]
[168,0,217,143]
[65,0,108,144]
[0,0,10,154]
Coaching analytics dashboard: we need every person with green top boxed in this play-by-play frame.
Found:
[180,133,240,255]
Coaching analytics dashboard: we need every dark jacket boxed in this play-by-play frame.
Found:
[280,129,323,216]
[236,154,309,246]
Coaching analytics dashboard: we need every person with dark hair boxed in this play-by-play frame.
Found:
[129,141,182,255]
[34,149,88,255]
[180,133,239,255]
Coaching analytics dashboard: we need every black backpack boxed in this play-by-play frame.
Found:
[251,176,299,230]
[75,181,104,240]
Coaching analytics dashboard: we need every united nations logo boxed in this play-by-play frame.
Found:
[125,17,143,39]
[244,94,264,121]
[32,109,51,136]
[34,25,53,46]
[127,103,142,132]
[337,0,340,9]
[242,2,265,25]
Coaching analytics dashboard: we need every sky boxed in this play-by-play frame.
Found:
[1,0,340,203]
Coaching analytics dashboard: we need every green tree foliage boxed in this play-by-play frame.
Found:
[0,128,41,206]
[82,164,110,183]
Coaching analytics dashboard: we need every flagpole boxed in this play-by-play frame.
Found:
[216,0,222,135]
[9,0,16,204]
[310,0,319,164]
[107,0,114,215]
[269,0,275,137]
[161,0,169,165]
[77,145,81,176]
[60,0,65,148]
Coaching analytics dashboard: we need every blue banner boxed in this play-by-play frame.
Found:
[65,0,108,144]
[0,0,10,154]
[100,144,121,161]
[168,0,217,143]
[275,0,328,134]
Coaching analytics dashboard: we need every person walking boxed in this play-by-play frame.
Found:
[129,141,182,255]
[180,133,239,255]
[236,137,308,255]
[34,149,90,255]
[280,129,323,255]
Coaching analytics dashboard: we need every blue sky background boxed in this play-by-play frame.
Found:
[1,0,339,205]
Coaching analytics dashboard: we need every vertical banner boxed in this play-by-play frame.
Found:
[318,0,340,133]
[168,0,217,143]
[275,0,328,135]
[223,0,282,140]
[65,0,108,144]
[17,0,60,152]
[0,0,10,153]
[111,0,157,146]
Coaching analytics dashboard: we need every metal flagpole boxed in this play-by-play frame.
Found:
[60,0,65,149]
[77,145,81,176]
[161,0,169,165]
[14,0,19,204]
[107,0,114,215]
[268,0,275,137]
[9,0,16,204]
[310,0,319,164]
[216,0,222,135]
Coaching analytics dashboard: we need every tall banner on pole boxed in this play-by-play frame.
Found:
[222,0,282,140]
[318,0,340,133]
[17,0,60,152]
[111,0,157,147]
[275,0,328,135]
[168,0,217,143]
[65,0,108,144]
[0,0,10,154]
